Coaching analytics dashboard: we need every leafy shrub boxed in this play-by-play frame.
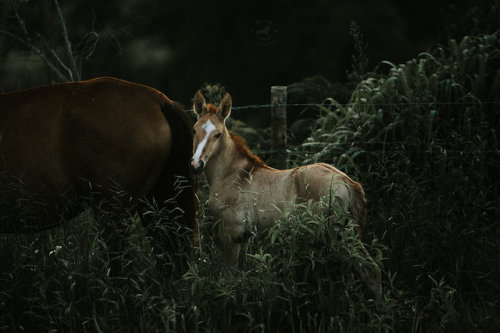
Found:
[300,31,500,330]
[180,200,394,332]
[2,32,499,332]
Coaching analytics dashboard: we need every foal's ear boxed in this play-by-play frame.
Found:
[193,90,206,117]
[219,92,232,121]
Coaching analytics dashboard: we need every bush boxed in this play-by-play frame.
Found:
[300,31,500,330]
[0,196,386,332]
[2,32,499,332]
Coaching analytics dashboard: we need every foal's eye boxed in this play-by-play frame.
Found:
[215,133,221,139]
[192,128,196,134]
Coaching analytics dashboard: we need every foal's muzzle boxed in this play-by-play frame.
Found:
[190,158,204,175]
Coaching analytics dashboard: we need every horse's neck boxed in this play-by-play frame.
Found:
[204,134,249,187]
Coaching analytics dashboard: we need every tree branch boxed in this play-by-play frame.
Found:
[0,29,70,82]
[53,0,80,81]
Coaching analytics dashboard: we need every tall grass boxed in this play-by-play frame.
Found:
[1,194,430,332]
[1,182,462,332]
[300,31,500,331]
[1,32,499,332]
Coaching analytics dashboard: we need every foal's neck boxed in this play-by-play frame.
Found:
[204,130,268,186]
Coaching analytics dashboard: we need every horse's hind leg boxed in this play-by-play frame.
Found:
[140,213,178,278]
[93,207,130,279]
[353,241,382,301]
[139,201,193,279]
[82,183,131,279]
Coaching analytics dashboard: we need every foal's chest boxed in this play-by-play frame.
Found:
[207,180,291,232]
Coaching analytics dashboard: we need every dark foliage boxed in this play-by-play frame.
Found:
[301,31,500,331]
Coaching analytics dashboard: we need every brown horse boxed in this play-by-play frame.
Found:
[190,90,382,299]
[0,77,196,273]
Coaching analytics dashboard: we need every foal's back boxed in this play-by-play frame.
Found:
[293,163,366,230]
[241,162,366,232]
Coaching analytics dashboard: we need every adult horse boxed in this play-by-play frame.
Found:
[0,77,196,273]
[189,90,382,300]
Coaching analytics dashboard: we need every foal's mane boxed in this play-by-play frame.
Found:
[205,104,219,114]
[203,102,269,169]
[228,131,269,169]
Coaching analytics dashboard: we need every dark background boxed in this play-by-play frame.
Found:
[1,2,500,330]
[0,0,498,119]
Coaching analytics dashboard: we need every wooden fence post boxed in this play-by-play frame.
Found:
[270,86,287,169]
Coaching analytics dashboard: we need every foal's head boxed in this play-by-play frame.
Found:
[190,90,232,174]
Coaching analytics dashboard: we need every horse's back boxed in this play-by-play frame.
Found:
[58,78,173,195]
[0,78,180,231]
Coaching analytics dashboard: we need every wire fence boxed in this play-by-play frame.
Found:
[188,99,500,158]
[186,100,500,113]
[253,146,500,157]
[252,137,500,157]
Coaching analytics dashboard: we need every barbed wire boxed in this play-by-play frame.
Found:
[186,100,500,113]
[253,146,500,156]
[187,99,500,157]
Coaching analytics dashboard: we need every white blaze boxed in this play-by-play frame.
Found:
[192,120,216,164]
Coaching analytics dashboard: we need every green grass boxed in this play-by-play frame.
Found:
[0,197,441,332]
[299,31,500,331]
[0,191,464,332]
[2,31,500,332]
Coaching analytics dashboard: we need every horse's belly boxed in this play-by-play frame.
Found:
[0,180,81,232]
[0,127,79,231]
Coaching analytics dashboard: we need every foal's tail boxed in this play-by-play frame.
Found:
[319,163,381,299]
[349,181,367,237]
[318,163,366,236]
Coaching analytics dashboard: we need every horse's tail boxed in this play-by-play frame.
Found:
[155,100,197,234]
[140,99,197,275]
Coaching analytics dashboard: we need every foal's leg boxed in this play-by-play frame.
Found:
[353,241,382,301]
[331,183,382,299]
[217,214,250,273]
[327,197,382,300]
[220,237,251,272]
[220,238,241,272]
[238,241,249,270]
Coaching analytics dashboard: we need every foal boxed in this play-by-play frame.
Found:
[190,90,382,300]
